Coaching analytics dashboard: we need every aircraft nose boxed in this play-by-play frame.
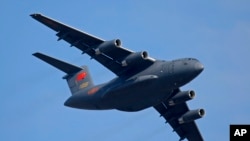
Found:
[194,61,204,74]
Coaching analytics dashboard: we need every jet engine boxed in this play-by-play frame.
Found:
[168,90,195,106]
[121,51,148,67]
[95,39,121,55]
[178,109,205,124]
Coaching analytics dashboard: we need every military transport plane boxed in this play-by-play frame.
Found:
[31,13,205,141]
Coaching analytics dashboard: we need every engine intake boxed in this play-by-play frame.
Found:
[178,109,205,124]
[121,51,148,67]
[168,90,195,106]
[95,39,121,55]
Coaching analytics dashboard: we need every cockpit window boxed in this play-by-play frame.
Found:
[172,58,197,63]
[188,58,197,60]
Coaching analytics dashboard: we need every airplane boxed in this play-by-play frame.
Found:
[31,13,205,141]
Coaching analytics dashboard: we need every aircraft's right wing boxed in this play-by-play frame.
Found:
[30,13,155,76]
[154,89,204,141]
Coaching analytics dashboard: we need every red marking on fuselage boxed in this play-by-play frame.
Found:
[88,87,99,95]
[76,72,87,81]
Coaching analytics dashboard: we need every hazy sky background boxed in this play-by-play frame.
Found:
[1,1,250,141]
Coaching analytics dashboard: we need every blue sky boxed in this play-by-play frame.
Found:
[1,1,250,141]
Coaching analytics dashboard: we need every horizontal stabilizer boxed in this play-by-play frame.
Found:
[33,52,82,74]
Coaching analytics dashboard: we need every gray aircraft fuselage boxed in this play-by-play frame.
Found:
[65,58,203,112]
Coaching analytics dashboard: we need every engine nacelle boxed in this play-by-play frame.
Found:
[178,109,205,124]
[121,51,148,67]
[95,39,121,55]
[168,90,195,106]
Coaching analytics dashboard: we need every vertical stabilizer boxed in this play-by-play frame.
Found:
[63,66,94,94]
[33,52,94,95]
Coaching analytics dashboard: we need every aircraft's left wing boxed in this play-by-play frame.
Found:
[31,13,155,76]
[154,89,204,141]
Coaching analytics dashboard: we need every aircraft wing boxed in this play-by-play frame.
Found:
[154,89,204,141]
[31,13,154,76]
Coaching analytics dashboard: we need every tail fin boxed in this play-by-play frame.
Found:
[33,52,94,94]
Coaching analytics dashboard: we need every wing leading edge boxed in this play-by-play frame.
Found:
[30,13,154,76]
[154,89,204,141]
